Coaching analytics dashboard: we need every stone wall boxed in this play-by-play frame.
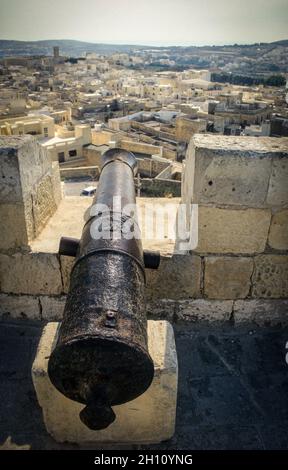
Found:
[162,147,176,160]
[182,134,288,301]
[59,157,86,168]
[91,129,122,146]
[82,145,109,167]
[1,134,287,325]
[175,117,207,143]
[130,121,176,143]
[0,136,62,252]
[60,166,100,180]
[140,178,181,197]
[137,158,169,178]
[119,139,163,157]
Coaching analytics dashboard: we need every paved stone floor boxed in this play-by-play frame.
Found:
[0,319,288,450]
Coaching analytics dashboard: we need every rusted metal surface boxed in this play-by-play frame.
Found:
[59,235,160,270]
[48,149,156,430]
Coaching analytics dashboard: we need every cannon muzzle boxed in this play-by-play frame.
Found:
[48,149,159,430]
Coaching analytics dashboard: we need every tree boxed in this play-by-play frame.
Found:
[265,75,286,87]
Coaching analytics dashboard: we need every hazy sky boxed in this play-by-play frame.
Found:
[0,0,287,46]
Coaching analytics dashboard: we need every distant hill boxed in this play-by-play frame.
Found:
[0,39,153,57]
[0,38,287,58]
[271,39,288,46]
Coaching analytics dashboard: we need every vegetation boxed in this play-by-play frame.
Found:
[211,72,286,87]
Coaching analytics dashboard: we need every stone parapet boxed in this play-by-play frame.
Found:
[181,134,288,313]
[1,135,287,323]
[0,252,62,295]
[195,206,271,254]
[1,251,287,303]
[1,294,288,326]
[60,165,100,180]
[0,136,62,252]
[183,134,288,209]
[268,209,288,251]
[204,257,253,299]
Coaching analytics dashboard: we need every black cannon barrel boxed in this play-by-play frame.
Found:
[48,148,158,430]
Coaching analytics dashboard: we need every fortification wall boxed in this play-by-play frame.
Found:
[130,121,176,143]
[60,165,100,180]
[182,134,288,301]
[119,139,163,157]
[175,117,207,143]
[0,136,62,253]
[1,135,287,325]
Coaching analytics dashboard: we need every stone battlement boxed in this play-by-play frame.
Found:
[0,134,287,325]
[0,135,62,253]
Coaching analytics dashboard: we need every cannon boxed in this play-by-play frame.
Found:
[48,148,160,430]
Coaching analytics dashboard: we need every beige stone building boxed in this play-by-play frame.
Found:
[0,111,93,163]
[42,124,92,163]
[0,114,55,139]
[175,116,207,143]
[214,102,272,126]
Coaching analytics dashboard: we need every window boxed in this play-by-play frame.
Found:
[58,152,65,163]
[43,127,49,137]
[69,149,77,157]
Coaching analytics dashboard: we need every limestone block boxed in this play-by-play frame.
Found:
[204,256,253,299]
[0,252,62,295]
[268,209,288,250]
[195,206,271,254]
[18,139,51,200]
[0,136,61,250]
[234,299,288,326]
[0,203,29,251]
[188,145,270,207]
[51,162,62,206]
[176,299,233,322]
[183,135,288,208]
[195,153,271,207]
[119,140,162,156]
[23,195,35,241]
[252,255,288,298]
[175,117,206,143]
[32,320,178,444]
[267,157,288,207]
[60,255,74,293]
[32,174,57,236]
[145,254,201,300]
[0,138,23,203]
[0,136,50,201]
[0,293,40,320]
[40,296,66,321]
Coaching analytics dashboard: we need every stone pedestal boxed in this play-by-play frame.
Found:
[32,320,178,444]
